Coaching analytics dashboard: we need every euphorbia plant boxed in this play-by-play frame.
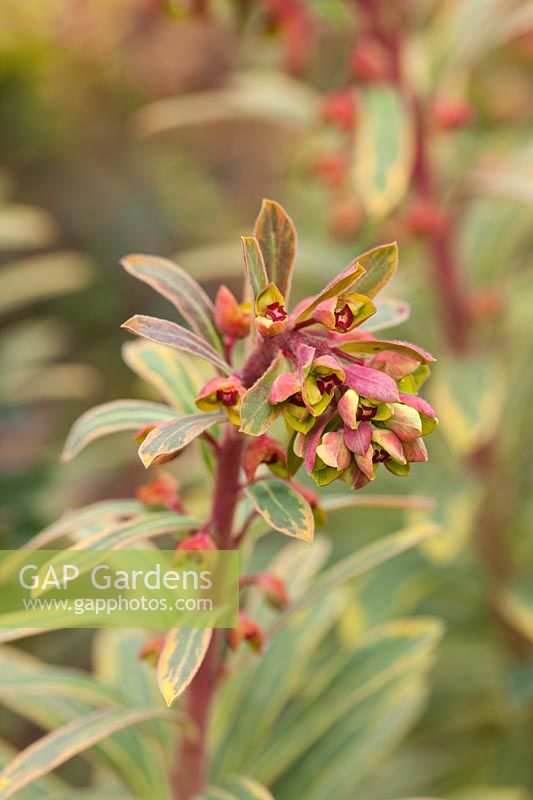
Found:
[54,200,436,799]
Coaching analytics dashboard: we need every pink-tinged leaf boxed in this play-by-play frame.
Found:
[295,342,316,372]
[346,463,372,490]
[316,431,351,470]
[240,353,287,436]
[367,350,421,380]
[121,254,223,353]
[403,437,428,462]
[122,315,232,375]
[340,337,435,363]
[303,415,331,473]
[295,259,366,323]
[344,421,372,454]
[372,428,406,464]
[254,199,297,300]
[399,392,437,419]
[384,403,422,442]
[138,411,226,467]
[269,371,301,404]
[355,444,374,480]
[62,400,177,462]
[350,242,398,299]
[241,236,268,300]
[344,364,400,402]
[338,388,360,429]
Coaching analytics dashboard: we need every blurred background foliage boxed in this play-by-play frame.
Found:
[0,0,532,797]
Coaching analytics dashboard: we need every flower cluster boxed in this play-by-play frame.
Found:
[195,241,437,494]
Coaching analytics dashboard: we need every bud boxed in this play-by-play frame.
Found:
[138,636,164,665]
[214,285,251,340]
[349,40,390,83]
[406,200,447,237]
[195,375,245,425]
[242,435,287,483]
[321,90,357,131]
[432,98,475,130]
[176,530,217,551]
[313,152,349,189]
[228,613,265,653]
[240,573,289,610]
[137,471,183,512]
[255,283,289,338]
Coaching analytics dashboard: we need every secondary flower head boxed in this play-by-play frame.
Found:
[228,613,265,654]
[195,376,246,426]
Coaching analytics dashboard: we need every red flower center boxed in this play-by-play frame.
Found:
[217,388,239,406]
[265,302,288,323]
[357,403,377,422]
[372,447,389,463]
[289,392,306,407]
[317,373,342,395]
[334,303,355,331]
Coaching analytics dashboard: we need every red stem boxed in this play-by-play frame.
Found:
[175,424,244,800]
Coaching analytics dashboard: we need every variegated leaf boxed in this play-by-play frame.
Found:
[62,400,177,462]
[157,628,213,707]
[254,199,296,300]
[295,259,366,323]
[239,352,285,436]
[245,479,314,543]
[122,315,232,375]
[121,254,223,353]
[122,340,203,412]
[241,237,268,300]
[350,242,399,299]
[0,707,182,800]
[138,411,227,468]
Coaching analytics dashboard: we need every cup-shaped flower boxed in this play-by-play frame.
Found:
[195,376,246,425]
[269,371,314,433]
[300,351,345,417]
[338,387,392,430]
[255,283,289,338]
[312,292,376,332]
[214,284,251,340]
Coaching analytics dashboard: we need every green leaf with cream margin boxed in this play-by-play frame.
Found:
[199,776,274,800]
[0,707,184,800]
[353,87,413,219]
[121,254,223,354]
[122,340,204,412]
[122,315,232,375]
[138,411,226,468]
[246,479,314,543]
[295,259,366,323]
[62,400,178,462]
[241,236,268,300]
[240,352,286,436]
[254,199,297,301]
[157,628,213,707]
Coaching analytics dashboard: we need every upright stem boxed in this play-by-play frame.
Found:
[175,425,244,800]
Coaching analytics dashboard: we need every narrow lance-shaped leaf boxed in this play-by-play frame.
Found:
[0,707,184,800]
[295,259,366,323]
[241,236,268,300]
[199,776,275,800]
[157,628,213,707]
[122,340,203,412]
[339,336,435,363]
[353,87,413,219]
[62,400,177,462]
[254,199,297,301]
[245,479,314,543]
[239,352,286,436]
[321,494,435,512]
[350,242,399,299]
[138,411,227,468]
[270,522,441,635]
[122,315,232,375]
[121,254,223,353]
